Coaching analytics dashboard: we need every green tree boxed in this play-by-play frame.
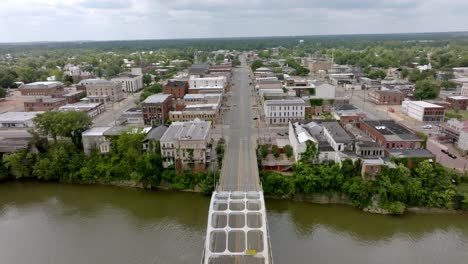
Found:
[300,141,317,164]
[284,145,293,159]
[259,145,269,159]
[413,79,440,100]
[143,74,152,86]
[401,68,409,79]
[251,60,264,72]
[441,80,458,90]
[0,68,17,88]
[271,145,280,158]
[33,111,92,147]
[368,69,387,79]
[0,88,6,98]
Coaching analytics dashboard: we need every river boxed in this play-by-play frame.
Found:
[0,182,467,264]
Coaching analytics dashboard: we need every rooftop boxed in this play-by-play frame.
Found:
[387,149,435,159]
[447,95,468,100]
[165,80,188,87]
[404,101,444,108]
[78,79,116,85]
[144,125,169,141]
[0,111,44,122]
[321,121,353,143]
[264,98,306,106]
[160,120,211,142]
[21,81,63,89]
[82,127,111,137]
[363,120,423,141]
[142,94,172,104]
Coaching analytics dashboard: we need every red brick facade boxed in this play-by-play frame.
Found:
[447,96,468,110]
[163,81,189,99]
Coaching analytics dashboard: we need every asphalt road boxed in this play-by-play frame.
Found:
[219,56,261,192]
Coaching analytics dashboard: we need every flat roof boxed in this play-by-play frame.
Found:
[404,101,444,108]
[264,98,306,106]
[59,102,102,109]
[160,120,211,142]
[25,97,65,103]
[447,95,468,100]
[0,111,44,122]
[363,120,423,141]
[388,149,434,158]
[321,121,353,143]
[22,81,63,89]
[142,93,172,104]
[82,127,111,136]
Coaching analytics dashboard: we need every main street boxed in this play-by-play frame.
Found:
[219,55,260,192]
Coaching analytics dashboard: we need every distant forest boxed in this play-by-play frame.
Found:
[1,31,468,53]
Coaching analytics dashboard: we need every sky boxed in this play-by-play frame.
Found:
[0,0,467,43]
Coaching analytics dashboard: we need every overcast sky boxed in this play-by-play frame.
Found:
[1,0,467,42]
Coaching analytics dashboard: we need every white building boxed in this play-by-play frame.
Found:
[79,79,124,103]
[454,78,468,96]
[321,121,354,152]
[288,121,339,163]
[111,68,144,93]
[401,101,445,122]
[0,111,43,128]
[160,120,211,172]
[263,99,305,125]
[189,76,227,94]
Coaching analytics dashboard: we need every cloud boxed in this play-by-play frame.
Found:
[0,0,466,42]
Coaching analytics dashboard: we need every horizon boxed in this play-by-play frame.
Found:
[1,30,468,45]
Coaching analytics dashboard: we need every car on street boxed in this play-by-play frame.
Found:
[422,125,433,129]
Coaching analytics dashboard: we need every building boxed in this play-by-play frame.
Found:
[82,127,112,154]
[188,64,210,76]
[355,141,385,158]
[142,125,169,152]
[24,97,67,111]
[19,81,64,96]
[304,58,333,73]
[401,101,445,122]
[263,99,306,125]
[183,94,221,105]
[368,90,405,105]
[188,76,227,94]
[169,104,219,122]
[79,79,124,103]
[321,121,354,152]
[163,80,189,99]
[361,159,396,180]
[332,104,365,124]
[0,112,43,128]
[440,118,468,143]
[160,120,211,173]
[285,80,336,99]
[142,94,173,125]
[59,102,105,118]
[119,108,144,125]
[454,78,468,96]
[288,121,339,164]
[111,68,143,93]
[209,64,232,75]
[387,149,434,169]
[446,96,468,110]
[0,129,33,153]
[359,120,425,150]
[61,90,86,104]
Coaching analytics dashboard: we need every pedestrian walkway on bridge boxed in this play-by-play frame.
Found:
[202,191,272,264]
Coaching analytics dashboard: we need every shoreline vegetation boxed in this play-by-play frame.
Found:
[259,159,468,215]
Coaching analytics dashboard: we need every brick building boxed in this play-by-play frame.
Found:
[446,96,468,110]
[401,101,445,122]
[359,120,425,150]
[368,90,405,105]
[163,80,189,99]
[19,81,65,96]
[24,97,67,111]
[142,94,173,125]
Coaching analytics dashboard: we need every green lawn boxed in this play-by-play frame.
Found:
[445,110,468,121]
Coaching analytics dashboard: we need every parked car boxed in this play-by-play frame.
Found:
[422,125,433,129]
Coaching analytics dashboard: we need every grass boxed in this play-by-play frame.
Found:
[445,110,468,121]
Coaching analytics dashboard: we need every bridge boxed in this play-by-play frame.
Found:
[201,56,273,263]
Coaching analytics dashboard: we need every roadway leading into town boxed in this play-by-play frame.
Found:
[219,56,261,192]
